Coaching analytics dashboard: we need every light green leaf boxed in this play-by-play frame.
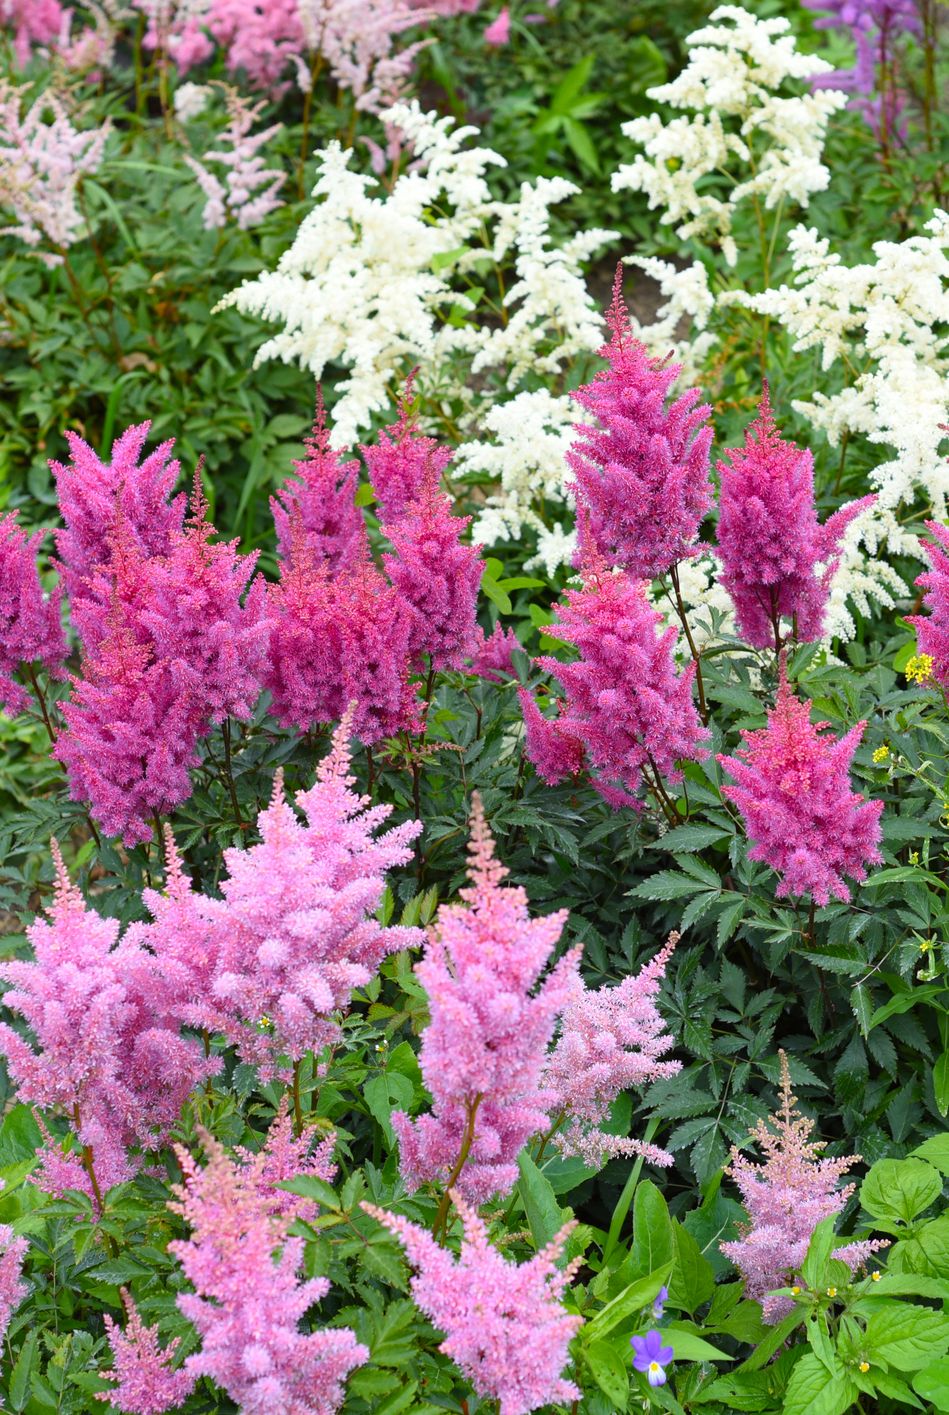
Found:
[585,1339,629,1406]
[861,1157,942,1224]
[782,1352,857,1415]
[865,1302,949,1370]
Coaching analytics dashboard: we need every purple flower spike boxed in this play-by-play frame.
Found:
[631,1329,674,1387]
[652,1285,669,1320]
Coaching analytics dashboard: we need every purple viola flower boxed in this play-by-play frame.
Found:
[652,1284,668,1321]
[631,1329,674,1388]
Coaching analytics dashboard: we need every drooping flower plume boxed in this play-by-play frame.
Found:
[392,795,579,1203]
[718,664,883,905]
[0,512,67,717]
[363,1192,583,1415]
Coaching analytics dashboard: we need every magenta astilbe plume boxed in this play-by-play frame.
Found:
[0,511,66,716]
[721,1052,887,1322]
[518,688,585,786]
[719,666,883,905]
[543,933,681,1168]
[522,566,707,808]
[1,0,64,65]
[382,469,483,670]
[201,716,422,1076]
[469,622,520,683]
[272,394,364,573]
[804,0,919,136]
[168,1132,368,1413]
[265,557,346,732]
[361,380,454,522]
[363,1192,583,1415]
[392,797,579,1204]
[908,521,949,691]
[568,269,713,579]
[334,556,419,742]
[716,390,875,650]
[52,422,184,609]
[99,1290,195,1415]
[0,1184,27,1348]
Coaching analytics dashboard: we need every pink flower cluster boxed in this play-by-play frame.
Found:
[364,1191,583,1415]
[909,520,949,690]
[271,394,364,573]
[543,933,681,1167]
[719,665,883,905]
[0,0,63,66]
[169,1130,368,1413]
[99,1290,195,1415]
[0,1183,27,1349]
[184,90,285,230]
[393,796,579,1203]
[721,1051,887,1322]
[520,564,707,808]
[716,390,875,649]
[0,512,66,716]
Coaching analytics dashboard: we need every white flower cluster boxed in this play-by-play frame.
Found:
[219,101,614,446]
[612,5,848,266]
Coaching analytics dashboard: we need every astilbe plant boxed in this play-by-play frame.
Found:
[804,0,920,138]
[168,1131,368,1414]
[521,562,708,809]
[99,1289,195,1415]
[0,511,66,716]
[568,269,713,580]
[392,796,579,1205]
[361,382,453,522]
[468,620,520,682]
[721,1051,887,1322]
[271,394,364,572]
[1,0,64,65]
[542,932,681,1167]
[908,520,949,693]
[183,88,285,231]
[0,1183,27,1348]
[718,664,883,906]
[716,388,875,650]
[236,1099,337,1224]
[197,716,422,1077]
[363,1192,583,1415]
[0,844,215,1207]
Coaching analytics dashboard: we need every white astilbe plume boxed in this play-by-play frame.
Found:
[0,82,109,262]
[613,5,847,266]
[184,88,285,230]
[218,102,614,445]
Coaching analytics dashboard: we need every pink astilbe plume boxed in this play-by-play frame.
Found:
[363,1192,582,1415]
[521,565,707,808]
[168,1132,368,1412]
[543,933,681,1168]
[237,1100,337,1224]
[382,467,483,670]
[469,622,520,683]
[517,689,585,787]
[99,1289,195,1415]
[0,844,214,1206]
[271,392,364,572]
[0,512,67,716]
[718,665,883,905]
[716,389,875,650]
[199,715,422,1076]
[265,556,348,731]
[721,1051,887,1322]
[568,268,713,579]
[184,88,285,230]
[0,1184,27,1347]
[393,796,579,1203]
[1,0,64,65]
[361,379,454,522]
[908,521,949,691]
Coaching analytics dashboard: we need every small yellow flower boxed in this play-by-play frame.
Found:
[872,745,890,764]
[826,1286,837,1298]
[791,1285,801,1296]
[871,1272,881,1282]
[258,1015,272,1029]
[906,653,935,685]
[909,851,920,866]
[859,1362,870,1373]
[920,940,932,953]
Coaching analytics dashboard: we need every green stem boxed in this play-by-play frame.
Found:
[292,1058,305,1137]
[670,563,708,726]
[433,1094,483,1241]
[602,1115,661,1262]
[26,664,56,744]
[222,719,245,830]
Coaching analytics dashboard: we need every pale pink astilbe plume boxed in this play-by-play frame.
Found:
[0,0,64,65]
[568,268,713,580]
[169,1131,368,1413]
[184,87,285,230]
[99,1289,195,1415]
[392,796,579,1203]
[721,1051,887,1323]
[718,666,883,906]
[483,7,510,44]
[361,380,454,522]
[201,715,421,1076]
[543,933,681,1168]
[271,392,364,573]
[0,512,67,716]
[0,1184,27,1347]
[52,422,184,612]
[468,622,520,683]
[382,467,483,670]
[297,0,433,115]
[716,389,875,650]
[521,566,707,808]
[908,521,949,691]
[236,1099,337,1224]
[0,844,214,1207]
[363,1192,582,1415]
[0,81,108,259]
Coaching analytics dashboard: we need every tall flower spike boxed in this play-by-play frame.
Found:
[568,267,713,579]
[169,1132,368,1413]
[99,1289,195,1415]
[271,390,365,573]
[363,1192,583,1415]
[0,511,67,716]
[721,1051,887,1322]
[523,566,708,808]
[908,521,949,692]
[361,376,454,522]
[392,795,580,1203]
[543,933,681,1168]
[199,717,422,1077]
[716,388,875,649]
[718,664,883,905]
